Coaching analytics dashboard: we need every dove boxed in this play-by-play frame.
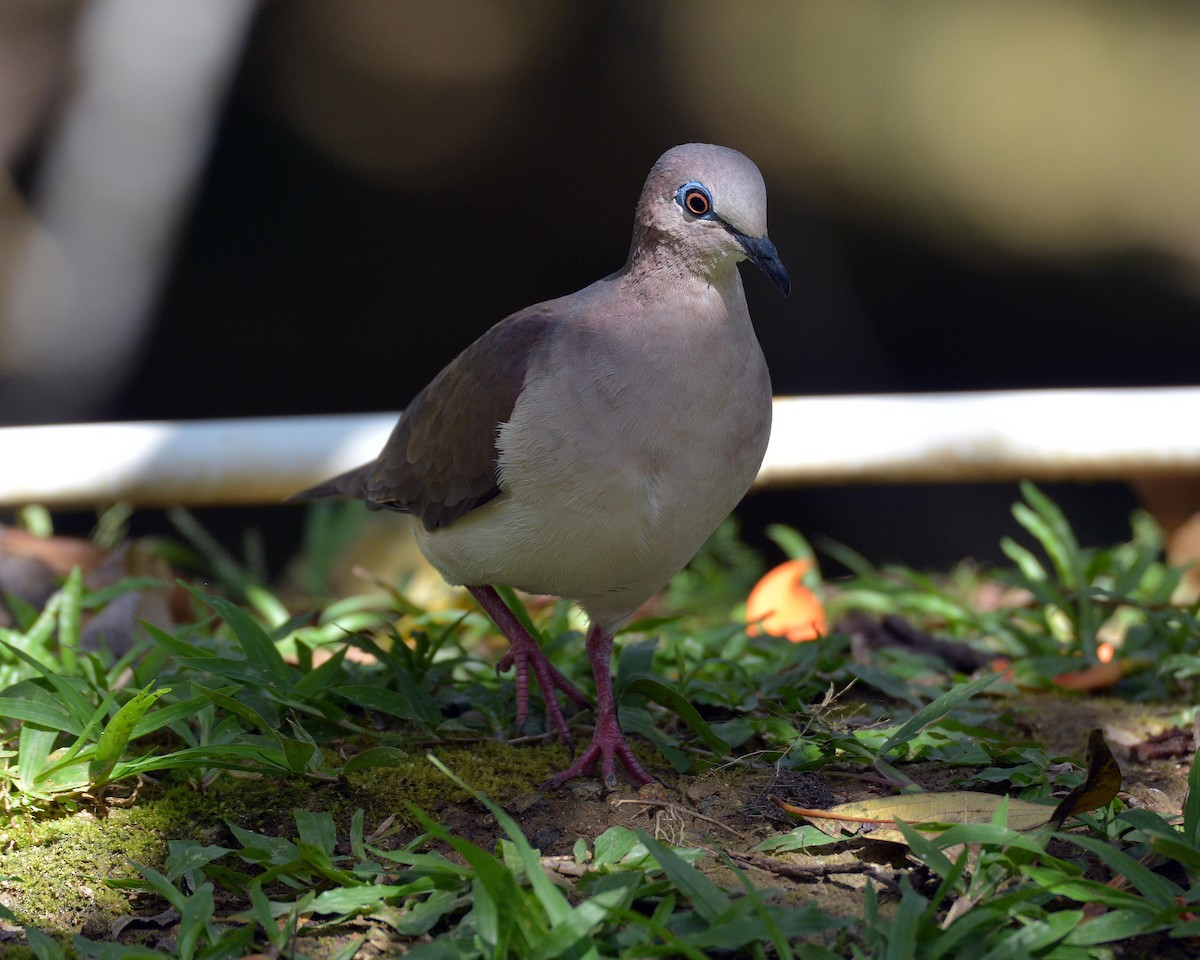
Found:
[293,143,789,787]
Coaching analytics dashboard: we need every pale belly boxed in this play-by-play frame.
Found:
[416,461,749,625]
[415,350,771,628]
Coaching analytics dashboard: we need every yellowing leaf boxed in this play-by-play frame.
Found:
[771,731,1122,848]
[774,791,1055,843]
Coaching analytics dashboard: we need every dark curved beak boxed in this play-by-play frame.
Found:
[731,230,791,296]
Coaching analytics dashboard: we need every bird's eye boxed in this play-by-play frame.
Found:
[677,182,713,218]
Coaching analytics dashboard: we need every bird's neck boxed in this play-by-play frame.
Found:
[623,229,741,300]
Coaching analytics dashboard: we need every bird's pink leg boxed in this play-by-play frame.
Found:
[545,624,656,789]
[466,585,590,749]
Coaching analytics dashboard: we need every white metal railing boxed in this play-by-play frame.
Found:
[1,388,1198,508]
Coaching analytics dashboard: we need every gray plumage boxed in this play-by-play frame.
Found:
[293,143,789,786]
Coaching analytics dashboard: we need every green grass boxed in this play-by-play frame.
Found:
[1,485,1198,957]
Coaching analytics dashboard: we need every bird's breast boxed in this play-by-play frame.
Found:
[512,305,768,495]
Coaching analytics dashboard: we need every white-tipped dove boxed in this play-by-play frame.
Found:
[293,143,790,787]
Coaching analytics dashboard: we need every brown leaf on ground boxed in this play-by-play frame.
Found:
[0,526,183,654]
[1050,728,1123,824]
[1132,724,1200,762]
[1051,659,1130,692]
[0,525,106,575]
[0,524,107,627]
[836,611,993,674]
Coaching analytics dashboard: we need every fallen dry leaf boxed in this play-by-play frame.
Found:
[774,729,1121,846]
[1049,728,1122,824]
[0,524,105,575]
[1051,662,1126,692]
[837,611,992,673]
[746,557,826,643]
[774,790,1056,844]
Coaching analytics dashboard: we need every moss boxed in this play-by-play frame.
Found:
[2,793,186,937]
[0,776,298,936]
[350,739,571,816]
[0,739,580,942]
[335,740,567,822]
[0,734,641,958]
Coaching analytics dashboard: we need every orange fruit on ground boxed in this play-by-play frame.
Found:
[746,557,827,643]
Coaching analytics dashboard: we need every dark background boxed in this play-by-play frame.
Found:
[5,2,1199,576]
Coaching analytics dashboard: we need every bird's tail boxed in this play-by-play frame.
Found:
[286,463,370,503]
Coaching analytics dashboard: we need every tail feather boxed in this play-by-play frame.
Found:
[287,463,370,503]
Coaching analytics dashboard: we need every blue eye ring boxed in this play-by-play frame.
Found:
[677,181,713,218]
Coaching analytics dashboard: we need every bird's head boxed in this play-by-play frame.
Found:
[633,143,790,296]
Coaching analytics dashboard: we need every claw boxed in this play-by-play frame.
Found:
[543,708,656,789]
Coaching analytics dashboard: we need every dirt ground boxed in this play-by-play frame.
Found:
[283,693,1192,956]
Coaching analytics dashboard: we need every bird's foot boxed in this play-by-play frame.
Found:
[497,632,590,750]
[543,708,656,789]
[466,586,591,750]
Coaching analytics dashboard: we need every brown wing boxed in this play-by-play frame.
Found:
[344,306,555,530]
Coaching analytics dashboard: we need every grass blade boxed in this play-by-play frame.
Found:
[1063,834,1181,909]
[57,566,83,676]
[0,694,81,734]
[187,585,291,686]
[90,684,170,787]
[876,671,1002,761]
[636,832,731,924]
[621,676,729,757]
[0,638,95,727]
